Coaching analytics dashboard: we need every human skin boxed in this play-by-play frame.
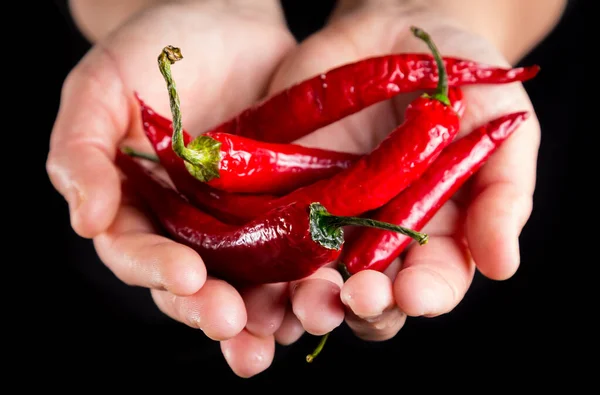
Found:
[48,0,566,378]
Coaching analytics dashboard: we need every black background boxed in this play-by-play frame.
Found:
[28,0,575,385]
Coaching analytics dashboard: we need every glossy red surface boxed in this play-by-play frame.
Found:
[141,99,359,194]
[341,111,530,274]
[116,151,340,285]
[209,54,538,143]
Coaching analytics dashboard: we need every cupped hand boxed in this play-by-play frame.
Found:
[266,2,541,347]
[46,0,296,377]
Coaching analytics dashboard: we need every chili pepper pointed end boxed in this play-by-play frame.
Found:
[183,135,222,182]
[309,203,345,251]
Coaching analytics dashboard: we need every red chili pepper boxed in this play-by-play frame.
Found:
[339,111,530,276]
[131,103,277,225]
[129,87,463,226]
[262,27,462,218]
[156,46,537,187]
[206,55,538,144]
[134,86,465,224]
[115,150,428,285]
[154,27,462,223]
[146,53,361,195]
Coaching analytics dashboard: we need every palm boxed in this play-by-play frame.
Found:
[49,1,540,377]
[265,12,539,342]
[99,2,294,146]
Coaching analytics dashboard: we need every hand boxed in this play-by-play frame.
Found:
[265,2,546,347]
[46,0,296,376]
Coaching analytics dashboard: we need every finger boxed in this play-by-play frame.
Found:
[465,111,539,280]
[46,47,132,238]
[394,237,476,317]
[274,307,305,346]
[151,278,247,341]
[241,283,288,337]
[341,270,407,341]
[290,268,345,336]
[220,330,275,379]
[275,2,540,281]
[93,201,206,296]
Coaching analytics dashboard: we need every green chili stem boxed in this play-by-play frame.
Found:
[121,146,159,163]
[306,333,330,363]
[157,46,187,161]
[337,262,352,282]
[320,213,429,246]
[410,26,450,105]
[157,46,222,182]
[306,201,429,364]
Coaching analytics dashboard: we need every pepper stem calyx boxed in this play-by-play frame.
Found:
[309,202,428,251]
[158,45,222,182]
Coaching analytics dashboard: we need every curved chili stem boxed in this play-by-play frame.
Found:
[306,332,330,363]
[306,200,427,364]
[121,146,159,163]
[410,26,450,106]
[157,46,221,182]
[309,203,428,250]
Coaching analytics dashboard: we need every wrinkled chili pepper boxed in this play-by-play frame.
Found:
[151,52,361,194]
[339,111,530,276]
[135,86,465,224]
[133,103,277,225]
[115,150,427,285]
[269,26,461,217]
[205,55,538,144]
[155,27,461,222]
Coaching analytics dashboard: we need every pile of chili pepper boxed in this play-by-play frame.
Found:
[116,26,538,360]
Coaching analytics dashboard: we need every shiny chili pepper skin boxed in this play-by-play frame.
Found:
[139,103,275,224]
[138,98,360,195]
[115,150,341,285]
[140,88,465,224]
[340,111,530,275]
[270,93,461,217]
[208,54,539,143]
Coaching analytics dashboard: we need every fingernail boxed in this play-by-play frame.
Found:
[47,160,83,212]
[340,289,353,307]
[66,184,83,213]
[415,287,445,316]
[341,290,384,320]
[293,306,306,323]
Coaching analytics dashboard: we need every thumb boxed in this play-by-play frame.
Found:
[46,46,132,238]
